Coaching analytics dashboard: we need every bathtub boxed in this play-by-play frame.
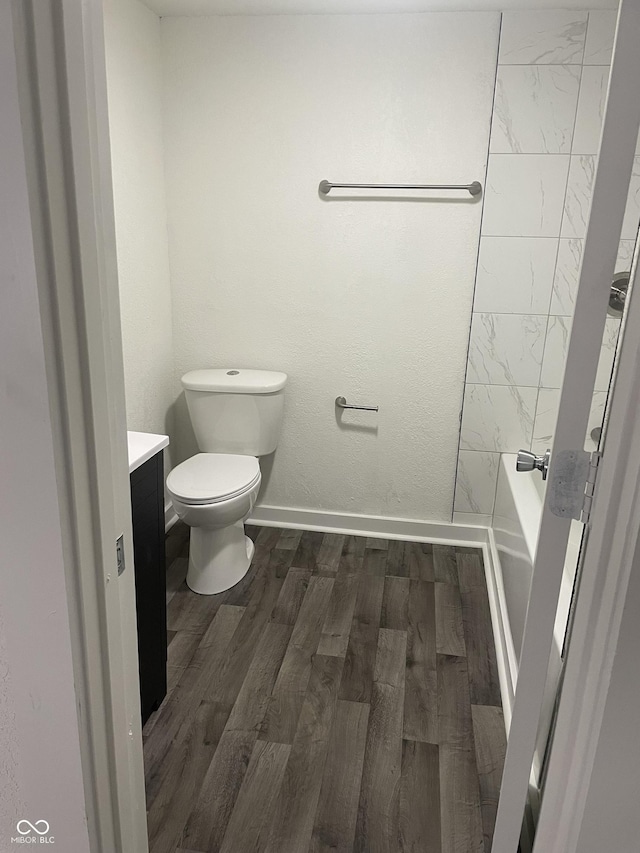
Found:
[489,453,583,789]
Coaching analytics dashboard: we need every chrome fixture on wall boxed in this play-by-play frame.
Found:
[608,271,629,318]
[335,396,379,412]
[516,448,551,480]
[319,179,482,197]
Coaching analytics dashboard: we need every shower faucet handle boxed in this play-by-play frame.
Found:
[516,449,551,481]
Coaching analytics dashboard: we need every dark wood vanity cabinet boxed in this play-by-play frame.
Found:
[130,451,167,725]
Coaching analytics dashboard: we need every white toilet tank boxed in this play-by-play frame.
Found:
[181,368,287,456]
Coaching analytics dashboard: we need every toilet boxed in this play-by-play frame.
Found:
[166,368,287,595]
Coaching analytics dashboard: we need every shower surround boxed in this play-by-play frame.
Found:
[454,8,639,525]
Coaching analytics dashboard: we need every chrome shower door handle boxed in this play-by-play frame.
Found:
[516,448,551,481]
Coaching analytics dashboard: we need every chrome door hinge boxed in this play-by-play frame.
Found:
[581,450,603,524]
[116,534,126,576]
[548,449,602,523]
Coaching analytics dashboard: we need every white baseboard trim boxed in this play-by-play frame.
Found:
[165,501,178,533]
[248,503,490,548]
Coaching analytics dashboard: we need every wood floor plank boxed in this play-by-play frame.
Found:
[224,621,292,734]
[317,571,360,657]
[455,551,487,594]
[144,629,203,737]
[288,575,335,650]
[339,535,366,574]
[163,663,187,710]
[471,705,507,853]
[255,526,283,550]
[386,539,410,577]
[309,699,370,853]
[400,739,442,853]
[403,663,438,744]
[457,553,501,706]
[316,533,346,573]
[381,576,410,631]
[435,582,466,657]
[203,551,291,709]
[437,654,474,751]
[270,567,312,625]
[374,626,407,687]
[366,537,389,550]
[439,745,484,853]
[259,644,308,744]
[182,729,257,852]
[264,655,344,853]
[278,528,303,550]
[163,630,204,706]
[292,530,325,570]
[167,629,203,671]
[144,604,245,795]
[403,579,437,743]
[146,700,228,853]
[407,580,436,669]
[269,546,299,578]
[353,572,385,626]
[261,576,335,743]
[337,564,385,701]
[363,546,388,577]
[408,542,435,581]
[219,740,291,853]
[354,629,407,853]
[167,572,224,632]
[433,545,459,585]
[338,621,379,703]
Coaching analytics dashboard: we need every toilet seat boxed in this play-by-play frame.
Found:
[167,453,260,505]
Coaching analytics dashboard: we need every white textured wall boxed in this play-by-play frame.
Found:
[162,13,499,522]
[105,0,176,468]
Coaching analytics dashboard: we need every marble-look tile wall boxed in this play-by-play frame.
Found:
[454,8,640,525]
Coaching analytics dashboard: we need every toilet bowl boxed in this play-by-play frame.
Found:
[167,453,262,595]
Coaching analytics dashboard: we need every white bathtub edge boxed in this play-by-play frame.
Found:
[484,530,517,735]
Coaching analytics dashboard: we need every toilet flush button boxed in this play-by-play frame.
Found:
[227,370,240,375]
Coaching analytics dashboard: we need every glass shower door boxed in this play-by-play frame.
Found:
[491,2,640,851]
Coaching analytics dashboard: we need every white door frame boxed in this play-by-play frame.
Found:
[7,0,147,850]
[8,0,640,850]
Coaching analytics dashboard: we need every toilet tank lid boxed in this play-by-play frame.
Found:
[181,368,288,394]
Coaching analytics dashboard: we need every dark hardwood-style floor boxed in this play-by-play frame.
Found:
[144,524,507,853]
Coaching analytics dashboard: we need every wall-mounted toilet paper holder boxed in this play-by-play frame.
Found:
[335,396,379,413]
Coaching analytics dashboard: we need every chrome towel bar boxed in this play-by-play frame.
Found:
[335,396,379,412]
[319,179,482,197]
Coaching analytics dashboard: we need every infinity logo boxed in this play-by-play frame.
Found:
[16,820,50,836]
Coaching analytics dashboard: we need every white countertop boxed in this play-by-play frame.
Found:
[127,431,169,474]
